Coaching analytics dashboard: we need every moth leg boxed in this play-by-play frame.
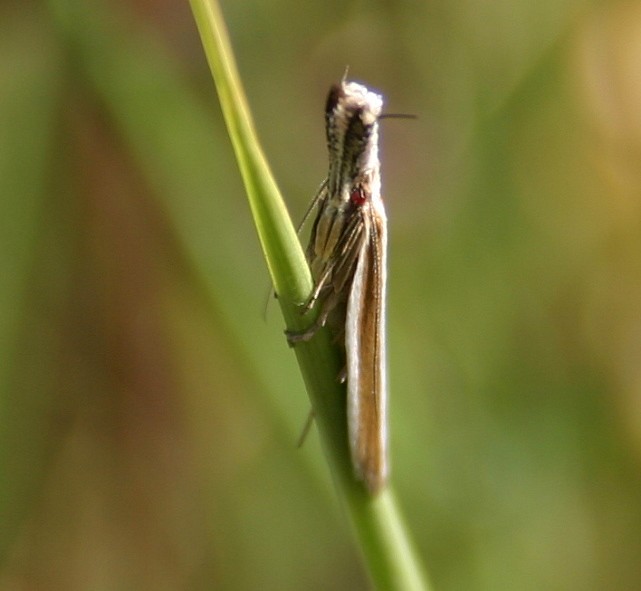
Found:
[284,317,325,346]
[296,409,316,448]
[284,287,340,346]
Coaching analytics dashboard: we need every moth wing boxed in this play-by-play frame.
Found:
[345,206,388,493]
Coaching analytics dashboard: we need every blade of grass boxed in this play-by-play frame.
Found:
[0,11,64,562]
[188,0,431,588]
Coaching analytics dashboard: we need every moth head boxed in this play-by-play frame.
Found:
[325,81,383,131]
[325,80,383,188]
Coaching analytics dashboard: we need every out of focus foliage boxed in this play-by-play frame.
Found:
[1,0,641,589]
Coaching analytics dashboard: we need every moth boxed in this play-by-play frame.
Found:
[288,79,388,493]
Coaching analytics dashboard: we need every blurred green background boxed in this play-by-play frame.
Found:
[2,0,641,589]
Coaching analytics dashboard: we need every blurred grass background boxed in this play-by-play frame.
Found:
[2,0,641,589]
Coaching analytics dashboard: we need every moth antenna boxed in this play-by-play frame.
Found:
[379,113,417,120]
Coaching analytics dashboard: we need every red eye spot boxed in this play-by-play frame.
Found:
[350,187,366,206]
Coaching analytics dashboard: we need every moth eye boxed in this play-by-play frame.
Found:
[325,84,344,116]
[350,187,367,206]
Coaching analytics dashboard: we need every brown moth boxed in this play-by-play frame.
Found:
[288,80,388,493]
